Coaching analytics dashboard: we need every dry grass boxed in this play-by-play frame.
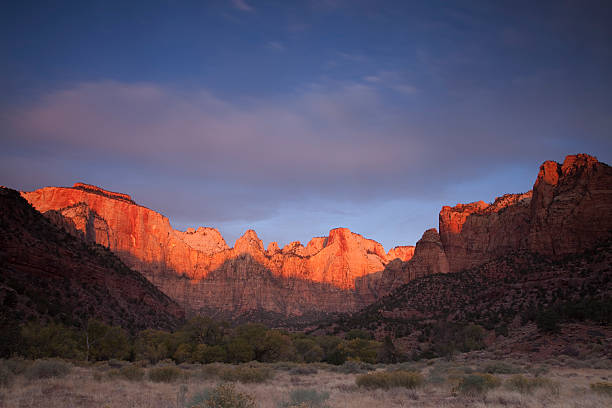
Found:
[0,358,610,408]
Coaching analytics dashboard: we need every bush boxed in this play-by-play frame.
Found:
[219,366,273,383]
[505,375,558,395]
[0,364,14,388]
[279,388,330,408]
[334,360,373,374]
[590,382,612,396]
[188,383,255,408]
[356,370,423,390]
[454,373,501,396]
[107,365,145,381]
[148,366,182,383]
[483,361,522,374]
[25,359,71,380]
[289,365,318,375]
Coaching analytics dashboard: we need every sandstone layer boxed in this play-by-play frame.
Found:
[20,154,611,320]
[439,154,612,273]
[0,187,183,330]
[22,185,404,316]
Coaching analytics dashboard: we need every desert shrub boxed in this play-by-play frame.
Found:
[505,375,558,394]
[589,382,612,396]
[188,383,255,408]
[483,361,522,374]
[454,373,501,396]
[107,365,145,381]
[289,365,318,375]
[0,364,14,388]
[148,366,182,383]
[356,370,423,390]
[25,359,71,380]
[219,365,273,383]
[334,360,373,374]
[2,358,29,375]
[279,388,330,408]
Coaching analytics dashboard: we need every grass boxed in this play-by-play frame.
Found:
[355,370,423,390]
[278,388,330,408]
[504,375,559,395]
[590,381,612,396]
[106,365,145,381]
[219,365,273,383]
[0,358,610,407]
[24,359,71,380]
[148,366,183,383]
[453,373,501,396]
[188,383,255,408]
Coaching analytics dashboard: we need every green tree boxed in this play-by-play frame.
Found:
[134,330,172,363]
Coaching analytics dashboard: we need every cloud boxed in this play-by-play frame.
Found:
[2,74,610,247]
[266,41,285,51]
[231,0,253,12]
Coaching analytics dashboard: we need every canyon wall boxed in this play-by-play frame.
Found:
[439,154,612,273]
[20,154,611,320]
[22,184,403,316]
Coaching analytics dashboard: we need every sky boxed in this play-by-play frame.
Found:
[1,0,611,251]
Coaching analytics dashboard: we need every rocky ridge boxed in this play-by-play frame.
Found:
[19,153,612,321]
[0,186,183,332]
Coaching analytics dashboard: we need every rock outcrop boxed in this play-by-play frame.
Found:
[0,186,183,331]
[439,154,612,273]
[387,246,415,262]
[19,154,610,321]
[21,185,398,316]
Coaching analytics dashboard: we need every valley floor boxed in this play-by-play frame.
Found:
[1,354,611,408]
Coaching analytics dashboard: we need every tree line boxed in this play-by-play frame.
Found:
[6,317,403,364]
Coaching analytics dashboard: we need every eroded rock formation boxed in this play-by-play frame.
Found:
[439,154,612,272]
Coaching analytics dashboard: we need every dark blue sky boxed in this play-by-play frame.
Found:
[2,0,611,250]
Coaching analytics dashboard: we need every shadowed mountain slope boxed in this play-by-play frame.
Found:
[0,187,184,333]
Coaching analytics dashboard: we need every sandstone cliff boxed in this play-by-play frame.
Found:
[439,154,612,273]
[22,185,396,316]
[0,186,183,331]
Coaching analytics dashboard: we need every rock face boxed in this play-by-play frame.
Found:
[387,246,415,262]
[22,185,397,316]
[174,227,229,255]
[0,186,183,331]
[358,229,449,299]
[19,154,610,320]
[439,154,612,273]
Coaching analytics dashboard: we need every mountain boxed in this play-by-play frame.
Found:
[370,154,612,291]
[21,184,412,318]
[320,154,612,357]
[0,186,183,333]
[17,153,611,325]
[439,154,612,272]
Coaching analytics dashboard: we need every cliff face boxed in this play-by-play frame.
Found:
[439,154,612,273]
[0,187,183,331]
[19,154,610,320]
[22,185,395,315]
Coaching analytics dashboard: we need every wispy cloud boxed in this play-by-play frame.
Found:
[266,41,285,51]
[231,0,253,12]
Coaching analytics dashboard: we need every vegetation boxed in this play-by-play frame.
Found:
[24,359,71,380]
[148,366,182,383]
[7,317,387,365]
[355,370,423,390]
[504,375,559,395]
[453,373,501,396]
[279,388,330,408]
[189,383,255,408]
[590,381,612,396]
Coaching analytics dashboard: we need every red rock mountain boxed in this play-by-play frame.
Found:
[439,154,612,273]
[0,186,183,331]
[22,184,401,316]
[19,154,611,320]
